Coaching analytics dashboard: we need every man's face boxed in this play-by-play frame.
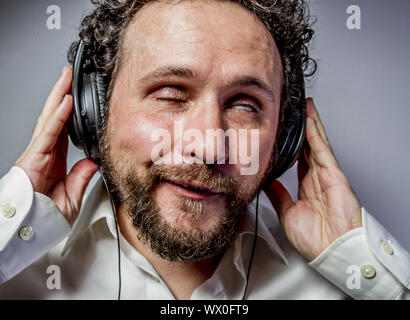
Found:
[103,0,282,261]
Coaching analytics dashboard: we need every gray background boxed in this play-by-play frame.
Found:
[0,0,409,250]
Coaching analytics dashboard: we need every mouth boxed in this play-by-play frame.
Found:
[162,179,223,201]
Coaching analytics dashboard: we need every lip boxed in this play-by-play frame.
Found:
[164,180,222,201]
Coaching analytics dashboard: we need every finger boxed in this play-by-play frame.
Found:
[301,139,314,169]
[306,116,338,169]
[306,98,329,146]
[65,159,98,210]
[264,180,294,225]
[297,154,309,181]
[57,126,69,160]
[33,67,73,138]
[33,94,73,154]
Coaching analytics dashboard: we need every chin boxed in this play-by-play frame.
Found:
[158,199,227,233]
[154,181,227,230]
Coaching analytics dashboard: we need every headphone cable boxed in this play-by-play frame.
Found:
[242,192,259,300]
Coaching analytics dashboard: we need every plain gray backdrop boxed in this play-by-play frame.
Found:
[0,0,409,250]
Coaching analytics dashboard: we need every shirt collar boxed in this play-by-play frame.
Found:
[61,178,112,256]
[62,177,288,267]
[238,198,289,265]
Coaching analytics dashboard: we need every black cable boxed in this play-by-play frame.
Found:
[99,168,122,300]
[242,192,259,300]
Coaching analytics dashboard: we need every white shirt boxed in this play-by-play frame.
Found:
[0,166,409,299]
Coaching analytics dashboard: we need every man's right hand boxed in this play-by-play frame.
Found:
[15,67,98,227]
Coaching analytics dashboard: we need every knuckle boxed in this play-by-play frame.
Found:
[45,130,58,140]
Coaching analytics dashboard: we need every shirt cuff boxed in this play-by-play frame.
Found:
[308,207,409,299]
[0,167,71,283]
[0,167,34,251]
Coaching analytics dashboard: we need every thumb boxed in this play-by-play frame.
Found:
[65,158,98,209]
[264,180,294,225]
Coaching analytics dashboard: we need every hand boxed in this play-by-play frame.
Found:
[264,98,362,261]
[15,67,98,226]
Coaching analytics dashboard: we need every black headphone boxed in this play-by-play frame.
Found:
[68,40,106,163]
[68,39,306,178]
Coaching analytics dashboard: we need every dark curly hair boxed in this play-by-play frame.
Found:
[68,0,316,166]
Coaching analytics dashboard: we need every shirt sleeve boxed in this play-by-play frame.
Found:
[309,207,410,300]
[0,167,71,283]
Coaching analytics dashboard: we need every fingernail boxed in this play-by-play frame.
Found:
[58,68,65,82]
[61,66,70,79]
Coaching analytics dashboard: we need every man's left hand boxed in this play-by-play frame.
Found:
[264,98,363,261]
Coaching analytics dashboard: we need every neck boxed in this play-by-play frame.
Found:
[117,205,222,300]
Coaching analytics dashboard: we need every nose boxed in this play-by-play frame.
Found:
[179,96,229,165]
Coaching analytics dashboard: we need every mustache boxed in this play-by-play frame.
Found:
[151,164,239,194]
[119,164,240,202]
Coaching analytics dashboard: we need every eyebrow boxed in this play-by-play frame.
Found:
[228,76,275,101]
[138,65,275,101]
[139,66,199,84]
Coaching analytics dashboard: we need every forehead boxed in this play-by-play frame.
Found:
[120,0,282,86]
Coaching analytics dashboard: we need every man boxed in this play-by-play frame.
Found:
[0,0,409,299]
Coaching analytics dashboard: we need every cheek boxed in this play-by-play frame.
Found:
[258,128,276,166]
[232,130,274,193]
[257,107,279,170]
[227,122,275,179]
[108,106,173,165]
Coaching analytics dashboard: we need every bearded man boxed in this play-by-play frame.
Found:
[0,0,409,300]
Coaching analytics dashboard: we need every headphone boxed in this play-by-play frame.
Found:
[67,39,306,300]
[68,39,306,177]
[68,40,106,163]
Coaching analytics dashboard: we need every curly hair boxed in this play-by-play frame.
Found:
[68,0,316,164]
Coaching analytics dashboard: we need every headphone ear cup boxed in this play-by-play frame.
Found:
[77,72,100,161]
[268,91,306,180]
[86,71,107,162]
[69,40,102,162]
[94,72,107,128]
[68,41,86,153]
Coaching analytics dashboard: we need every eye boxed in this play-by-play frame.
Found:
[232,104,257,112]
[152,86,188,103]
[225,94,260,113]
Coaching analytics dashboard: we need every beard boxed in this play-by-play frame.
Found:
[100,139,262,263]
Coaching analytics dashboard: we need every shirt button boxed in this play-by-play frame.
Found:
[381,240,394,255]
[1,203,16,219]
[19,226,34,241]
[361,264,376,279]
